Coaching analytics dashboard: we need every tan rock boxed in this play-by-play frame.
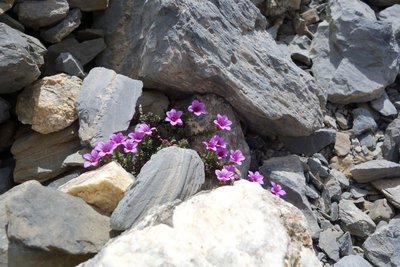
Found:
[334,132,351,156]
[58,162,134,214]
[16,73,82,134]
[330,154,354,177]
[301,9,320,25]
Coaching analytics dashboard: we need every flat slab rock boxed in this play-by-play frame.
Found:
[334,255,372,267]
[372,178,400,209]
[95,0,325,137]
[111,147,205,231]
[79,181,321,267]
[350,159,400,183]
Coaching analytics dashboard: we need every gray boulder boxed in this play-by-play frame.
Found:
[334,255,372,267]
[382,117,400,162]
[363,216,400,267]
[76,67,143,146]
[338,199,376,239]
[111,147,205,231]
[370,92,398,117]
[310,0,399,104]
[352,108,378,136]
[0,22,46,94]
[350,159,400,183]
[14,0,69,29]
[260,155,320,237]
[40,8,82,43]
[94,0,324,137]
[318,228,341,261]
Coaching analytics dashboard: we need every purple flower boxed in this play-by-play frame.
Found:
[95,140,116,157]
[215,168,234,183]
[123,139,138,153]
[202,135,227,151]
[216,147,228,159]
[229,149,245,165]
[248,171,264,185]
[128,131,145,143]
[271,182,286,197]
[188,100,206,116]
[223,165,235,173]
[213,114,232,131]
[165,109,183,126]
[83,149,101,168]
[202,138,218,151]
[137,123,155,136]
[109,132,126,147]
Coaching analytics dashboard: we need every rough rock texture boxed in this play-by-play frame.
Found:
[111,147,205,231]
[55,52,85,78]
[40,8,82,43]
[11,124,81,183]
[363,216,400,267]
[1,181,110,267]
[335,132,351,156]
[67,0,109,11]
[95,0,325,137]
[382,117,400,162]
[80,181,321,267]
[0,0,13,15]
[350,160,400,183]
[16,74,82,134]
[76,67,142,146]
[372,178,400,209]
[310,0,399,104]
[0,22,46,94]
[368,198,394,222]
[334,255,373,267]
[260,155,320,237]
[338,199,376,238]
[15,0,69,29]
[370,92,398,117]
[58,162,134,214]
[352,108,378,136]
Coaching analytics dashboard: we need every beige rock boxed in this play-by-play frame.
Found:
[16,74,82,134]
[334,132,351,156]
[59,162,134,214]
[330,154,354,176]
[301,9,320,25]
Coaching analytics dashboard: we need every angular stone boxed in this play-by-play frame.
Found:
[363,216,400,267]
[80,181,321,267]
[318,228,341,261]
[337,232,354,257]
[359,133,376,149]
[0,23,46,94]
[372,178,400,209]
[379,4,400,32]
[260,155,320,237]
[76,67,143,146]
[67,0,108,11]
[1,181,110,267]
[0,97,10,124]
[335,132,351,156]
[334,255,372,267]
[382,117,400,162]
[59,162,134,214]
[40,8,81,43]
[350,159,400,183]
[368,198,394,223]
[338,199,376,239]
[281,129,336,156]
[95,0,324,137]
[16,74,82,134]
[11,124,81,183]
[55,52,85,78]
[370,92,398,117]
[0,0,13,15]
[136,90,169,118]
[330,169,350,190]
[111,147,205,231]
[15,0,69,29]
[310,0,399,104]
[352,108,378,136]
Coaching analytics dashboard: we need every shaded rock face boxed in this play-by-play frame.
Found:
[382,117,400,162]
[372,178,400,209]
[16,74,82,134]
[310,0,399,104]
[0,181,110,267]
[111,147,205,231]
[80,181,321,267]
[95,0,325,137]
[11,123,81,183]
[0,22,46,94]
[350,159,400,183]
[76,67,143,146]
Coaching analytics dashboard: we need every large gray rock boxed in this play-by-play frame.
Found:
[382,117,400,162]
[76,67,143,146]
[80,181,321,267]
[14,0,69,29]
[352,107,378,136]
[0,181,110,267]
[310,0,399,104]
[318,228,341,261]
[260,155,320,238]
[334,255,372,267]
[40,8,82,43]
[11,124,81,183]
[338,199,376,239]
[111,147,205,231]
[95,0,325,137]
[363,216,400,267]
[350,159,400,183]
[0,22,46,94]
[372,178,400,209]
